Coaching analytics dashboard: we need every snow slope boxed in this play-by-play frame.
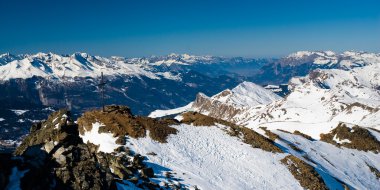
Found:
[79,116,380,189]
[273,130,380,189]
[126,124,302,190]
[210,81,281,107]
[80,121,303,189]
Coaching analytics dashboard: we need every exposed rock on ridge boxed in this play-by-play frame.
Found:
[2,107,172,189]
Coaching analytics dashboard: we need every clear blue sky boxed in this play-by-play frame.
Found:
[0,0,379,57]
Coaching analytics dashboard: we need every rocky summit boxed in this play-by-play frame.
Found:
[0,106,178,190]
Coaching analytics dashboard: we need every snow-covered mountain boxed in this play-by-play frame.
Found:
[6,105,378,189]
[2,50,380,152]
[1,51,378,82]
[2,51,380,189]
[284,50,380,68]
[147,52,380,189]
[206,81,281,107]
[0,52,259,146]
[7,105,379,189]
[0,52,264,81]
[0,53,24,65]
[157,54,380,138]
[149,81,281,121]
[252,50,380,84]
[0,52,160,81]
[241,59,380,135]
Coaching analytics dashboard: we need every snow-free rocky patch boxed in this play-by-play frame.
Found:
[320,123,380,153]
[78,105,179,144]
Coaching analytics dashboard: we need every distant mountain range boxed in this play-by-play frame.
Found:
[1,50,378,83]
[1,51,380,189]
[0,50,379,148]
[252,51,380,84]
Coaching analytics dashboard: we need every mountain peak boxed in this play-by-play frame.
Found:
[286,51,337,59]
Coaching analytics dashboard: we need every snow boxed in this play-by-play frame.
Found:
[332,134,351,144]
[285,51,380,68]
[272,130,380,189]
[287,51,314,58]
[149,81,281,121]
[10,109,28,116]
[174,115,184,121]
[52,117,59,123]
[222,81,281,107]
[136,52,380,189]
[253,121,336,140]
[203,81,281,108]
[368,129,380,142]
[0,59,50,80]
[80,122,119,153]
[0,139,21,147]
[0,52,236,81]
[148,103,193,118]
[0,53,160,81]
[6,167,29,190]
[230,59,380,137]
[126,124,303,190]
[156,72,181,81]
[264,84,279,89]
[1,51,379,82]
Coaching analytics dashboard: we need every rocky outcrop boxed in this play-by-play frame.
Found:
[192,93,244,122]
[320,123,380,153]
[1,107,172,189]
[78,105,179,143]
[281,155,328,190]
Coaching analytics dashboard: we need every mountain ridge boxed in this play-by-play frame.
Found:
[1,51,379,81]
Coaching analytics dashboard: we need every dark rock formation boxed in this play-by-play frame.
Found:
[1,107,171,189]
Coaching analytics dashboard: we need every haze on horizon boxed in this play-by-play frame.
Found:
[0,0,379,58]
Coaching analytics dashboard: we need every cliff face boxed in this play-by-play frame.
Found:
[192,92,244,122]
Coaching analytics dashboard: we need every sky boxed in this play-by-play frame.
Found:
[0,0,379,58]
